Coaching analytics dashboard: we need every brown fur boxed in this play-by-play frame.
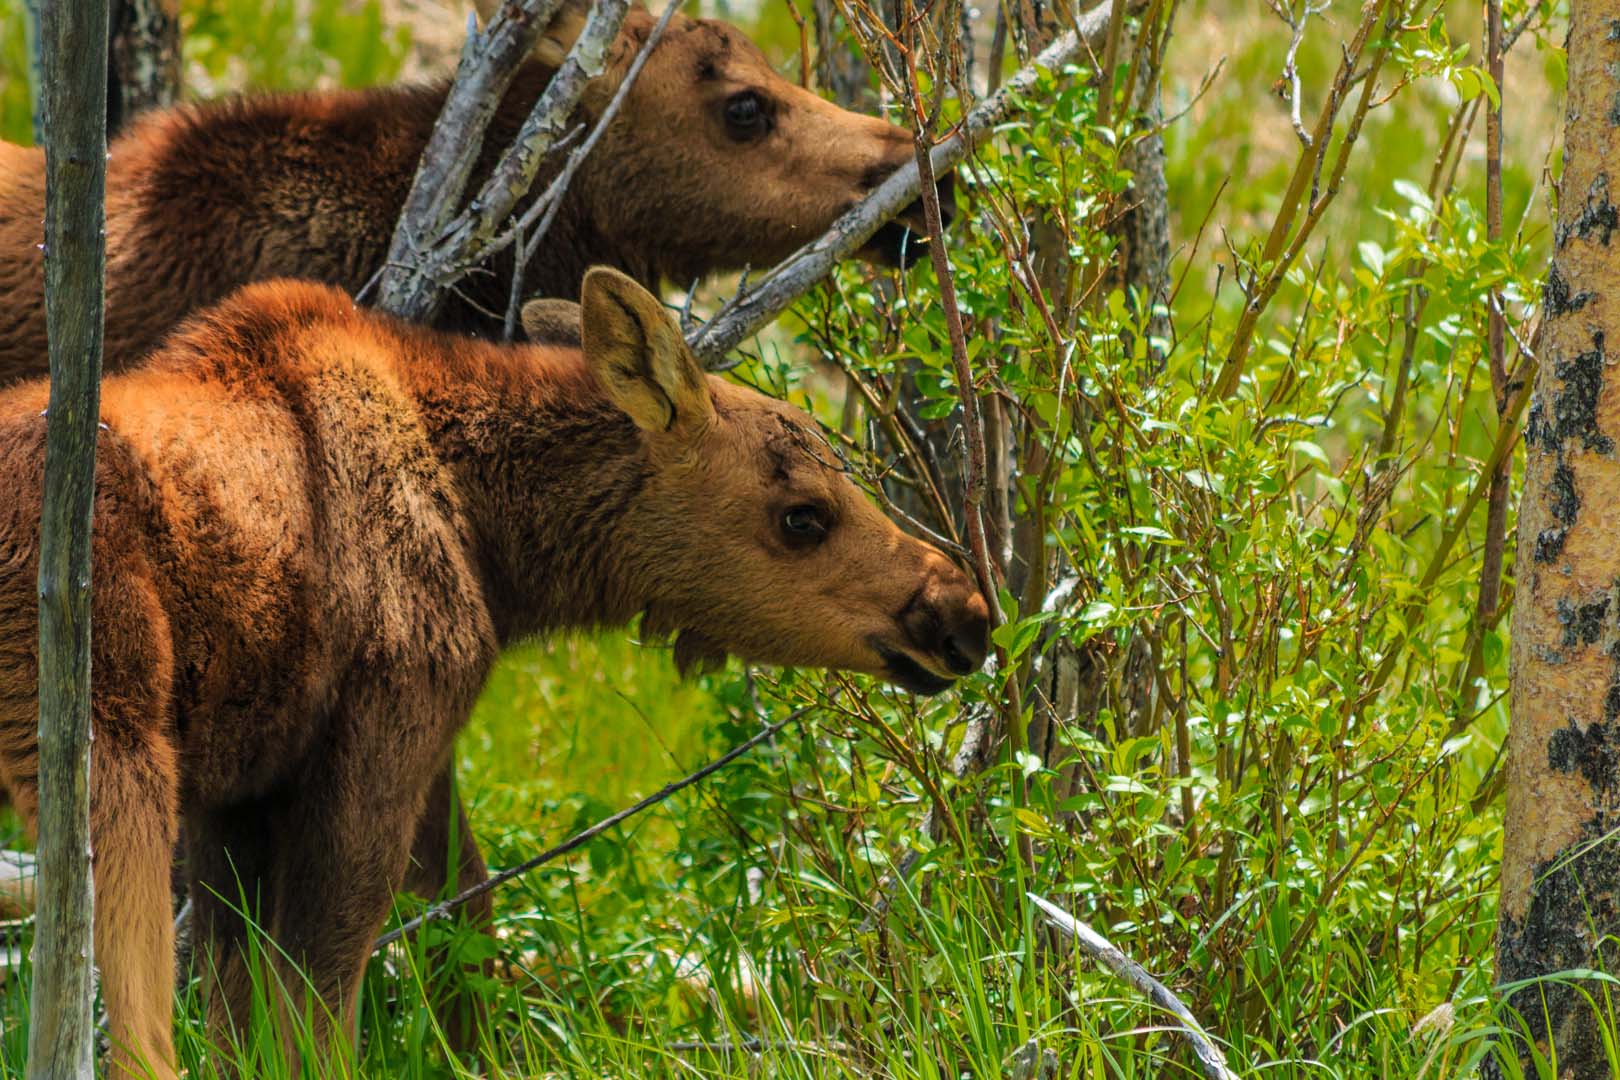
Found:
[0,272,987,1076]
[0,4,947,385]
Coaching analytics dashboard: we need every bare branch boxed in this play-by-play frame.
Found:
[409,0,632,326]
[503,0,681,337]
[375,0,566,321]
[1027,893,1240,1080]
[685,0,1120,368]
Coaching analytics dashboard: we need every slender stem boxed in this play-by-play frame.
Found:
[375,709,807,949]
[29,1,108,1076]
[1477,0,1509,625]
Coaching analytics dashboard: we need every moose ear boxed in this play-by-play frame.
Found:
[471,0,593,67]
[580,267,713,434]
[519,298,582,347]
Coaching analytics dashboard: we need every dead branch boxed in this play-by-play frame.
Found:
[1027,893,1240,1080]
[503,0,681,337]
[373,708,808,950]
[408,0,631,329]
[375,0,567,321]
[685,0,1120,368]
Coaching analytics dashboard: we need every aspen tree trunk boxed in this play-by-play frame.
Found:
[27,2,109,1078]
[1493,0,1620,1072]
[107,0,180,136]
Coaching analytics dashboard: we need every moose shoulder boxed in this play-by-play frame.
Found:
[0,2,952,384]
[0,271,987,1078]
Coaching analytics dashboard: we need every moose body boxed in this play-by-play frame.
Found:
[0,272,986,1077]
[0,3,946,385]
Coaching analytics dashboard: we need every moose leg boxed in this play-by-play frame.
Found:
[401,761,493,1051]
[93,728,182,1079]
[257,754,431,1058]
[187,799,276,1043]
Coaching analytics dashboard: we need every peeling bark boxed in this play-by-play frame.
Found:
[1493,0,1620,1072]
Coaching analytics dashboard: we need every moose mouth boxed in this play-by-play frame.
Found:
[860,175,958,268]
[866,219,933,268]
[876,645,957,696]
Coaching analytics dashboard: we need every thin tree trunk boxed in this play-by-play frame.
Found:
[107,0,179,136]
[1492,0,1620,1072]
[27,0,109,1077]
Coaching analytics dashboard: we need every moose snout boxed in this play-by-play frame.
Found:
[900,578,990,677]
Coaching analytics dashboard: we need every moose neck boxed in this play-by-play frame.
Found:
[404,335,653,646]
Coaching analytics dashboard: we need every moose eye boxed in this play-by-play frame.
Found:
[723,91,769,140]
[780,505,829,546]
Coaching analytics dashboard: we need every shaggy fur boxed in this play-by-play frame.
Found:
[0,5,944,385]
[0,273,987,1077]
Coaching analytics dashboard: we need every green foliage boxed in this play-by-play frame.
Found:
[183,0,408,96]
[0,0,408,146]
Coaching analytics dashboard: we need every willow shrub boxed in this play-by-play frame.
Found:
[596,2,1556,1075]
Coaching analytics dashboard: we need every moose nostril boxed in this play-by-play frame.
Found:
[941,630,983,676]
[858,161,893,193]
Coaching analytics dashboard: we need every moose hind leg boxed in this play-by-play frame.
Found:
[93,723,182,1079]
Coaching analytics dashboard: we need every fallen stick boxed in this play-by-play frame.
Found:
[685,0,1119,368]
[1027,892,1240,1080]
[374,708,808,950]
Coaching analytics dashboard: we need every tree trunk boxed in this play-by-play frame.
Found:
[27,0,109,1077]
[107,0,179,137]
[1492,0,1620,1073]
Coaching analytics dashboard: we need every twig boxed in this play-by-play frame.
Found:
[684,0,1120,368]
[1476,0,1509,626]
[666,1036,851,1056]
[374,708,808,950]
[1027,893,1240,1080]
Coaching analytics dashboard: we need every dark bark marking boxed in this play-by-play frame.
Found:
[1556,172,1619,248]
[1489,813,1620,1079]
[1534,461,1580,563]
[1546,262,1595,317]
[1557,595,1610,647]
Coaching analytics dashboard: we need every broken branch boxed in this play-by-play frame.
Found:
[1027,892,1239,1080]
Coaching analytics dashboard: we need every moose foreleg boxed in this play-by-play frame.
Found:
[401,761,493,1051]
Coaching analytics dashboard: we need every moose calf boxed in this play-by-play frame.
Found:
[0,0,951,383]
[0,269,987,1077]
